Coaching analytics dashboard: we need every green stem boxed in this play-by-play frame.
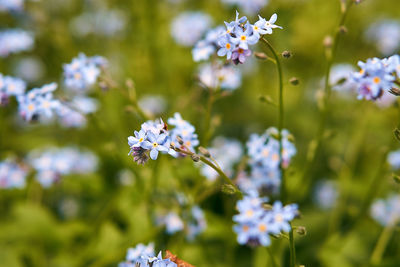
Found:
[173,146,243,199]
[260,37,285,203]
[370,225,395,265]
[300,0,353,195]
[289,226,297,267]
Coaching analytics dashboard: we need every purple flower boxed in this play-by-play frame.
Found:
[231,48,251,64]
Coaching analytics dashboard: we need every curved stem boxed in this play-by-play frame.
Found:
[370,225,395,265]
[173,146,243,199]
[300,0,353,193]
[260,37,285,203]
[202,88,216,147]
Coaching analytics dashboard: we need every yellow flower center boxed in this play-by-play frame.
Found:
[275,214,283,222]
[153,143,158,148]
[226,43,231,49]
[373,77,381,84]
[139,138,144,142]
[246,210,254,217]
[240,35,246,41]
[28,104,35,111]
[258,224,267,232]
[242,225,249,232]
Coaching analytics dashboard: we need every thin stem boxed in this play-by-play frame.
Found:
[370,225,395,265]
[173,146,243,199]
[260,37,286,203]
[289,226,297,267]
[300,0,353,193]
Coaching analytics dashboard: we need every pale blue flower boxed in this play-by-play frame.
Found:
[141,132,170,160]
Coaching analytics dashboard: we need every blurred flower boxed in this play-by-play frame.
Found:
[313,180,338,210]
[70,9,127,37]
[370,194,400,226]
[70,96,99,114]
[168,112,199,156]
[138,95,167,116]
[28,147,98,187]
[13,57,45,82]
[17,83,61,122]
[159,212,184,234]
[365,20,400,56]
[198,62,242,91]
[63,53,107,92]
[187,206,207,241]
[221,0,269,15]
[0,74,26,106]
[233,192,298,247]
[387,150,400,170]
[119,242,155,267]
[171,12,212,47]
[0,158,28,189]
[0,29,34,57]
[0,0,24,12]
[242,127,296,195]
[200,136,243,181]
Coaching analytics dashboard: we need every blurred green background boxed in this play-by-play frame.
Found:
[1,0,400,266]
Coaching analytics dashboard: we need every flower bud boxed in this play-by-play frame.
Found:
[221,184,237,195]
[198,146,211,157]
[259,95,276,106]
[389,87,400,96]
[254,52,268,60]
[394,128,400,143]
[339,25,348,34]
[289,77,299,86]
[176,136,184,145]
[191,154,200,162]
[282,50,292,58]
[296,226,307,236]
[393,174,400,184]
[323,36,333,48]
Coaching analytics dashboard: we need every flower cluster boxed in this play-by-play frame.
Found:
[233,193,299,247]
[192,25,225,62]
[370,194,400,226]
[171,12,212,47]
[0,73,26,106]
[221,0,269,15]
[167,113,199,155]
[119,243,155,267]
[351,55,400,100]
[0,159,28,189]
[238,128,296,195]
[28,147,98,187]
[200,137,243,181]
[0,29,33,57]
[128,114,199,164]
[198,63,242,91]
[157,206,207,240]
[17,83,61,122]
[120,250,177,267]
[217,11,282,64]
[63,53,107,92]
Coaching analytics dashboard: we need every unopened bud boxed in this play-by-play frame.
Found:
[198,147,211,157]
[259,95,276,106]
[339,26,348,34]
[296,226,307,236]
[176,136,184,145]
[254,52,268,60]
[191,154,200,162]
[394,128,400,143]
[282,50,292,58]
[289,77,299,86]
[262,204,273,210]
[323,36,333,48]
[389,87,400,96]
[221,184,236,195]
